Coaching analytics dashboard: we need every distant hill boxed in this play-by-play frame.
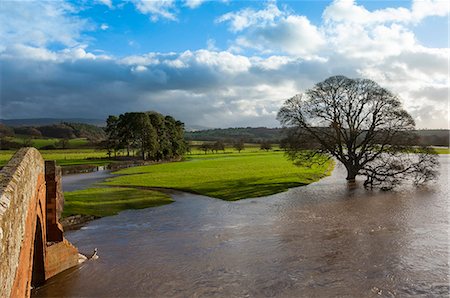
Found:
[186,127,449,146]
[0,122,106,144]
[185,127,283,143]
[413,129,449,147]
[0,118,105,127]
[185,125,211,132]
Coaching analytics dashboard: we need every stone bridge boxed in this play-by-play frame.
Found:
[0,148,80,298]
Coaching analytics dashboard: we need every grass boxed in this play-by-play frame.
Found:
[0,149,112,167]
[432,147,450,154]
[60,149,332,218]
[104,150,334,201]
[63,187,174,217]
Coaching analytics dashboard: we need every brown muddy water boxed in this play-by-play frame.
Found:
[33,156,449,297]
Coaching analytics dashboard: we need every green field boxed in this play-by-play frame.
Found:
[432,147,450,154]
[0,142,274,167]
[0,149,112,167]
[103,150,334,201]
[63,187,173,217]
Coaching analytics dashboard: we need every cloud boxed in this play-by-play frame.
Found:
[236,15,325,57]
[97,0,113,8]
[0,47,340,127]
[206,39,218,51]
[216,2,283,32]
[218,3,324,57]
[323,0,449,25]
[410,85,448,103]
[131,0,177,21]
[184,0,206,9]
[100,24,109,30]
[0,0,448,129]
[0,1,89,50]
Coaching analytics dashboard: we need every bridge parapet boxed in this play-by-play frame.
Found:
[0,148,79,298]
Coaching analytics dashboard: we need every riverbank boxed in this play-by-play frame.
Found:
[104,150,334,200]
[63,187,174,218]
[60,151,333,226]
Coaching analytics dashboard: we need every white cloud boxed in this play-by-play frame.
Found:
[216,2,283,32]
[97,0,113,8]
[206,39,218,51]
[100,23,109,30]
[1,44,110,62]
[218,4,324,57]
[325,22,416,60]
[132,0,177,21]
[132,65,148,72]
[323,0,449,25]
[238,15,325,57]
[184,0,206,9]
[0,1,89,50]
[411,0,449,21]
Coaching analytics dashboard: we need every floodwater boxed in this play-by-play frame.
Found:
[62,170,114,192]
[34,157,449,297]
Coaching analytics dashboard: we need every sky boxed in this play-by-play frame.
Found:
[0,0,449,129]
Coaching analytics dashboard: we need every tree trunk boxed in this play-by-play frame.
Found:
[345,165,358,182]
[346,172,357,182]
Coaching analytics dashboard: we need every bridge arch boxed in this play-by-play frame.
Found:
[31,217,45,288]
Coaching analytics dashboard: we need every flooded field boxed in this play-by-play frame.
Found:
[33,156,449,297]
[62,170,114,192]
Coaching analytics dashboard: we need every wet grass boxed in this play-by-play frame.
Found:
[63,187,173,217]
[104,150,334,201]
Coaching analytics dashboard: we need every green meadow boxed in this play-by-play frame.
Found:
[63,187,173,217]
[0,149,112,167]
[103,150,334,201]
[431,147,450,154]
[61,150,333,218]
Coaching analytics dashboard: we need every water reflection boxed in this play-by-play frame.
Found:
[34,157,449,297]
[62,170,114,192]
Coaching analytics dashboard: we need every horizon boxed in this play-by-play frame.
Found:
[1,0,449,129]
[2,117,450,132]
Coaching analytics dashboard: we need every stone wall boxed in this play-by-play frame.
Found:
[0,148,79,298]
[0,148,45,297]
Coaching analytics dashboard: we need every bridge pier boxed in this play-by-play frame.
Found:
[0,148,80,298]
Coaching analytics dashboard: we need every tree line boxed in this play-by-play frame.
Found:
[195,139,273,154]
[104,111,187,160]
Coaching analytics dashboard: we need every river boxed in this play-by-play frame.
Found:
[33,156,449,297]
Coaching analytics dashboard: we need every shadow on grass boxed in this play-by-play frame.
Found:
[194,178,307,201]
[111,177,308,201]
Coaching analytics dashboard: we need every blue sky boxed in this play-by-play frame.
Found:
[73,1,447,55]
[1,0,448,128]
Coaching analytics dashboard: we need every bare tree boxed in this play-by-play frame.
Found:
[233,139,245,153]
[212,140,225,153]
[199,143,210,154]
[277,75,438,189]
[260,141,272,151]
